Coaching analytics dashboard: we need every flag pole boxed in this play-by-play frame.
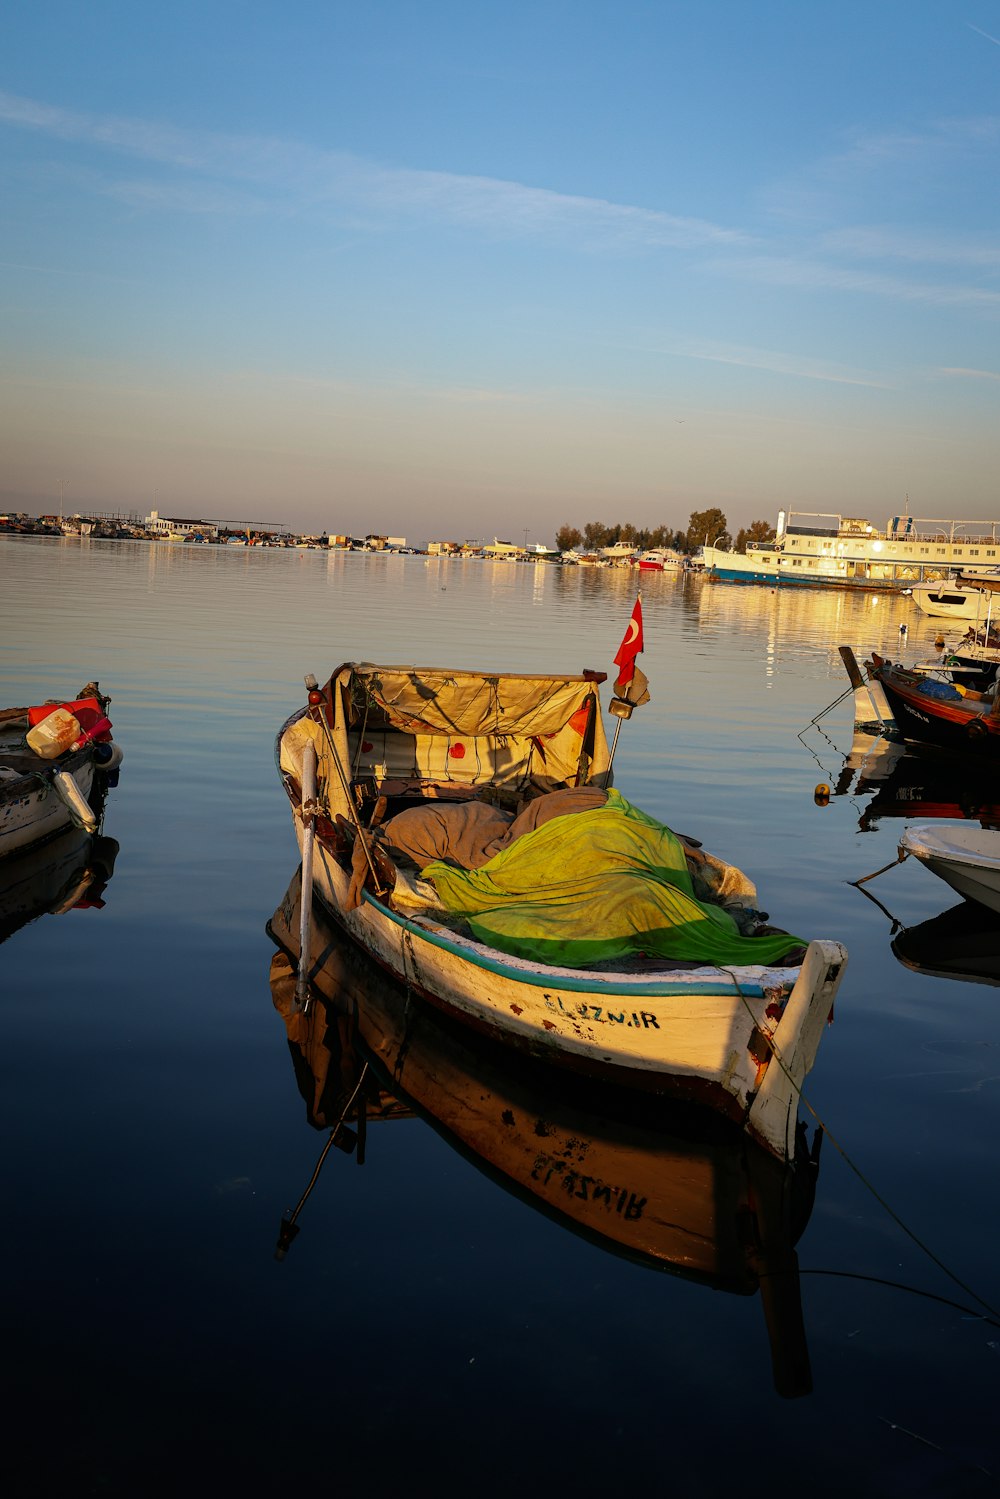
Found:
[604,591,643,787]
[603,694,633,786]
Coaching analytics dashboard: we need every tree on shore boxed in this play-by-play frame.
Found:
[686,508,730,553]
[734,520,776,554]
[583,521,614,549]
[555,525,582,551]
[551,514,730,555]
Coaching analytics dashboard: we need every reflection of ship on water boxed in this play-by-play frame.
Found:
[832,739,1000,832]
[267,869,821,1399]
[892,901,1000,988]
[0,826,119,946]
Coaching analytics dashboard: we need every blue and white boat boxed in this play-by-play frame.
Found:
[703,509,1000,592]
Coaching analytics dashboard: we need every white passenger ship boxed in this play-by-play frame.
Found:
[702,510,1000,592]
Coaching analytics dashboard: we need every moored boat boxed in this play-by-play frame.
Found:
[636,548,685,572]
[704,509,1000,592]
[0,687,123,858]
[268,872,819,1397]
[867,653,1000,757]
[275,660,847,1162]
[898,823,1000,913]
[909,576,999,621]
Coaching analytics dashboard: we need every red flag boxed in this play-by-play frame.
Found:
[613,596,644,694]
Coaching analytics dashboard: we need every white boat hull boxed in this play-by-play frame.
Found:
[910,583,993,621]
[0,759,98,857]
[284,829,847,1163]
[900,823,1000,914]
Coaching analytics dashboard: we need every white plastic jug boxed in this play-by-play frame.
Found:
[26,708,82,759]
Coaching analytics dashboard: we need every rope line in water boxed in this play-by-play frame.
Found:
[725,969,1000,1324]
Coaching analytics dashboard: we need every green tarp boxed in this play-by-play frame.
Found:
[423,789,805,969]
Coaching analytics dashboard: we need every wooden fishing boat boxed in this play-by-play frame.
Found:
[268,870,819,1397]
[867,653,1000,757]
[0,686,123,859]
[899,823,1000,914]
[275,662,846,1162]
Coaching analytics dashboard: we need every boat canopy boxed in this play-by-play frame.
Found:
[337,665,604,739]
[281,664,613,811]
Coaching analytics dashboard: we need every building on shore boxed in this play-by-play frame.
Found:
[144,508,218,541]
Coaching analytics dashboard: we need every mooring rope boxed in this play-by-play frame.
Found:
[724,968,1000,1323]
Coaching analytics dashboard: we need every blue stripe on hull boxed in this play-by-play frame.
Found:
[708,568,904,591]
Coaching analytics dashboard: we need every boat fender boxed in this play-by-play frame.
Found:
[51,769,98,832]
[967,718,988,740]
[93,741,124,771]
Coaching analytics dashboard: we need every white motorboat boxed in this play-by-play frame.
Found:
[909,578,998,621]
[899,823,1000,913]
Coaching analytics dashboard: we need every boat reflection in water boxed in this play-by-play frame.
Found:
[833,739,1000,832]
[267,868,822,1399]
[892,901,1000,988]
[0,825,119,946]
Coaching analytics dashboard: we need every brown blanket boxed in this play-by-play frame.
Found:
[382,786,608,870]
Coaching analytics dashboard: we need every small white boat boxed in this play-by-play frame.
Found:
[909,579,996,621]
[0,687,123,858]
[276,660,847,1162]
[636,548,685,572]
[899,823,1000,913]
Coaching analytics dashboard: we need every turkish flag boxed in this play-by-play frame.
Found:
[613,596,644,694]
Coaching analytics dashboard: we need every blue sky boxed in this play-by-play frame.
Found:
[2,1,999,543]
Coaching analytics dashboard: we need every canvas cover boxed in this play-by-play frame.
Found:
[423,790,805,969]
[280,666,612,819]
[340,666,608,741]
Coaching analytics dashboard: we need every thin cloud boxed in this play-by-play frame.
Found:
[0,87,749,251]
[672,339,893,389]
[820,226,1000,269]
[968,23,1000,48]
[711,254,1000,309]
[940,365,1000,381]
[760,114,1000,227]
[98,175,268,216]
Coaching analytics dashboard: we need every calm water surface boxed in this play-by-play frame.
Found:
[2,536,998,1496]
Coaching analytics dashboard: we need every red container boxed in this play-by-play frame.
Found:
[28,698,112,742]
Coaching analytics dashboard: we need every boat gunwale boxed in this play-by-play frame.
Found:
[355,883,799,999]
[901,822,1000,871]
